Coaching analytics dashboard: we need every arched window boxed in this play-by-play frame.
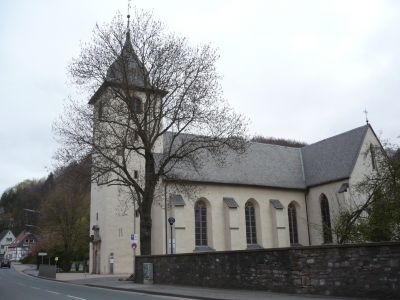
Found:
[288,203,298,244]
[195,200,207,246]
[245,201,257,244]
[320,195,332,243]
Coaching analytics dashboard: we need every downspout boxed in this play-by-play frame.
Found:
[164,181,168,255]
[304,189,311,246]
[299,148,311,246]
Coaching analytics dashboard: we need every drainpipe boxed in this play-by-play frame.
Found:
[304,188,311,246]
[164,181,168,255]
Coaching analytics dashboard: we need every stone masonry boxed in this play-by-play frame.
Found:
[136,242,400,299]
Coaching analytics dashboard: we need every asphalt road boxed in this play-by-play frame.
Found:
[0,265,189,300]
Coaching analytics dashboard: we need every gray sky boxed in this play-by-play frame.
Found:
[1,0,399,193]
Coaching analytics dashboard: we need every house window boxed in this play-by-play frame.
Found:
[6,238,12,242]
[288,203,298,244]
[195,200,207,246]
[245,201,257,244]
[321,194,333,243]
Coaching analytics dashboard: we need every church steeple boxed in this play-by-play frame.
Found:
[105,27,146,88]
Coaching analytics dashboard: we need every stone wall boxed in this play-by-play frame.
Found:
[136,242,400,299]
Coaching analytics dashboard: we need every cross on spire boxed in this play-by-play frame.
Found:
[363,109,369,124]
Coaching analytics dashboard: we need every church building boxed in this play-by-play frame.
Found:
[88,31,381,275]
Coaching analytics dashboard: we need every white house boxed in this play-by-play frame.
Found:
[0,229,15,258]
[88,31,381,274]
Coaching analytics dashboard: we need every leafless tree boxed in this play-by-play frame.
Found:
[53,10,248,255]
[39,162,90,270]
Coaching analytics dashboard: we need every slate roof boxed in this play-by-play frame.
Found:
[161,134,306,189]
[89,32,167,105]
[105,31,147,88]
[301,125,368,187]
[223,197,239,208]
[160,124,370,189]
[171,194,186,206]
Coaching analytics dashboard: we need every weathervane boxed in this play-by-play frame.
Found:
[363,109,369,124]
[127,0,131,28]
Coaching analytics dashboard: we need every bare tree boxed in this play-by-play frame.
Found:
[39,162,90,271]
[53,10,248,255]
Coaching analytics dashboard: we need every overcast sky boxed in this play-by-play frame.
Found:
[1,0,399,193]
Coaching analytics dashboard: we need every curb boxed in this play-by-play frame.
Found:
[84,284,214,300]
[22,271,215,300]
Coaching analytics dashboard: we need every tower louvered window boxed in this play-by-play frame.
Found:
[129,98,142,114]
[245,201,257,244]
[195,200,207,246]
[321,195,332,243]
[288,203,298,244]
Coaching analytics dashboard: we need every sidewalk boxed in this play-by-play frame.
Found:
[14,263,364,300]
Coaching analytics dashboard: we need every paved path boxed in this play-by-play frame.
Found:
[14,263,367,300]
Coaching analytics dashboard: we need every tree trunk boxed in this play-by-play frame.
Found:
[139,201,152,255]
[139,150,157,255]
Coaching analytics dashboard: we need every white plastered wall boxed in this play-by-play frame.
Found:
[159,183,309,254]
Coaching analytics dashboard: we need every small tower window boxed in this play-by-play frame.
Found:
[129,98,142,114]
[370,143,377,170]
[98,101,103,119]
[134,170,138,179]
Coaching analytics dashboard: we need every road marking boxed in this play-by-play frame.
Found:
[30,286,40,289]
[67,296,87,300]
[18,283,26,286]
[46,290,60,294]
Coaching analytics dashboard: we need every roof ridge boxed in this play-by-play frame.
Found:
[302,124,368,149]
[250,141,301,149]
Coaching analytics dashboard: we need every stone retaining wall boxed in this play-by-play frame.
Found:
[136,242,400,299]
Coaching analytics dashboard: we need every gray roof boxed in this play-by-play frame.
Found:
[301,125,368,187]
[106,31,147,88]
[223,197,239,208]
[170,194,186,206]
[162,139,306,189]
[160,125,369,189]
[0,229,13,242]
[270,199,285,209]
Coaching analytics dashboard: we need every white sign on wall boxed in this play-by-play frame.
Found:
[130,234,138,242]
